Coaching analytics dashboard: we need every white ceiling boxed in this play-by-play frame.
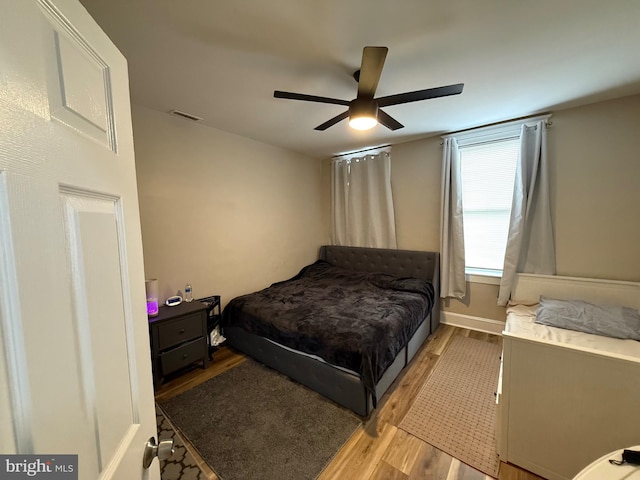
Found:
[79,0,640,159]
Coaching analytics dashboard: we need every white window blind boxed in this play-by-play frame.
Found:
[459,138,519,275]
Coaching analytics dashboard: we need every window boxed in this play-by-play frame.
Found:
[459,137,519,277]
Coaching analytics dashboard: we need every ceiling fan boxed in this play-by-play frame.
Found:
[274,46,464,132]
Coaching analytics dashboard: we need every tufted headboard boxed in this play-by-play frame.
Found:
[319,245,440,330]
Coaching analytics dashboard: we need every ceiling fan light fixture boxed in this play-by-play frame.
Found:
[348,99,378,131]
[349,116,377,130]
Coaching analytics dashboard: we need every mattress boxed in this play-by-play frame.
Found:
[505,303,640,360]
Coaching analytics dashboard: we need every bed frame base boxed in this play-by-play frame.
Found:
[226,316,431,417]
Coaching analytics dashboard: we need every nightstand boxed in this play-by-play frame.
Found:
[148,301,208,387]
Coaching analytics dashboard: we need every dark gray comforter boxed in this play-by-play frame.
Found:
[222,260,435,399]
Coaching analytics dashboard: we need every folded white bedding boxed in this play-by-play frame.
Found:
[505,303,640,359]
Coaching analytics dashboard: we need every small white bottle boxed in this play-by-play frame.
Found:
[185,283,193,302]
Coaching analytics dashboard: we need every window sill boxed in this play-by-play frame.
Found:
[465,268,501,285]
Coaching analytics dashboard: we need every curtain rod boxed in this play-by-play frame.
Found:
[332,144,391,159]
[440,113,553,143]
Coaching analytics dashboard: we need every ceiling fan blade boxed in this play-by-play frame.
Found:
[377,109,404,131]
[377,83,464,107]
[314,110,349,131]
[357,46,388,99]
[274,90,350,106]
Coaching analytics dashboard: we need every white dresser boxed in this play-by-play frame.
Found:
[496,274,640,480]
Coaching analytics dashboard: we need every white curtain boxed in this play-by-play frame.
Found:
[331,148,397,248]
[439,138,466,299]
[498,121,556,305]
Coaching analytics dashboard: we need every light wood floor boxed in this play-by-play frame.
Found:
[154,324,545,480]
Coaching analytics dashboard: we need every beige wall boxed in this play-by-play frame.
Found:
[551,94,640,280]
[392,138,442,252]
[390,93,640,321]
[133,105,328,307]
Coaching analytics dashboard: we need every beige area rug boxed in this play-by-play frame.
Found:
[399,335,502,478]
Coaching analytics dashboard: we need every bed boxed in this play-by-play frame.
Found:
[496,273,640,480]
[222,245,440,416]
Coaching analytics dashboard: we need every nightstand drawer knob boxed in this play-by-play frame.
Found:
[182,354,188,359]
[180,328,185,334]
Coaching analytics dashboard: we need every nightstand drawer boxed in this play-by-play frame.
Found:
[160,338,205,375]
[157,313,204,350]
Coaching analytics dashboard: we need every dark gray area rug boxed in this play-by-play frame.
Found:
[159,359,362,480]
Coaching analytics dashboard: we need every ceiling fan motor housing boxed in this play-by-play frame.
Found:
[349,98,379,121]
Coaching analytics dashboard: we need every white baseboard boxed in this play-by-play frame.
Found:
[440,311,505,335]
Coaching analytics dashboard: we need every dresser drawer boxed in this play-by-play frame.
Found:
[157,313,205,350]
[160,338,206,375]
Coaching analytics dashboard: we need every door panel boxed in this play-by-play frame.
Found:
[47,8,116,149]
[61,190,137,472]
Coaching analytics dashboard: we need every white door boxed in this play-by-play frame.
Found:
[0,1,159,478]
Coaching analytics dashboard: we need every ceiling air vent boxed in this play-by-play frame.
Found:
[170,109,202,122]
